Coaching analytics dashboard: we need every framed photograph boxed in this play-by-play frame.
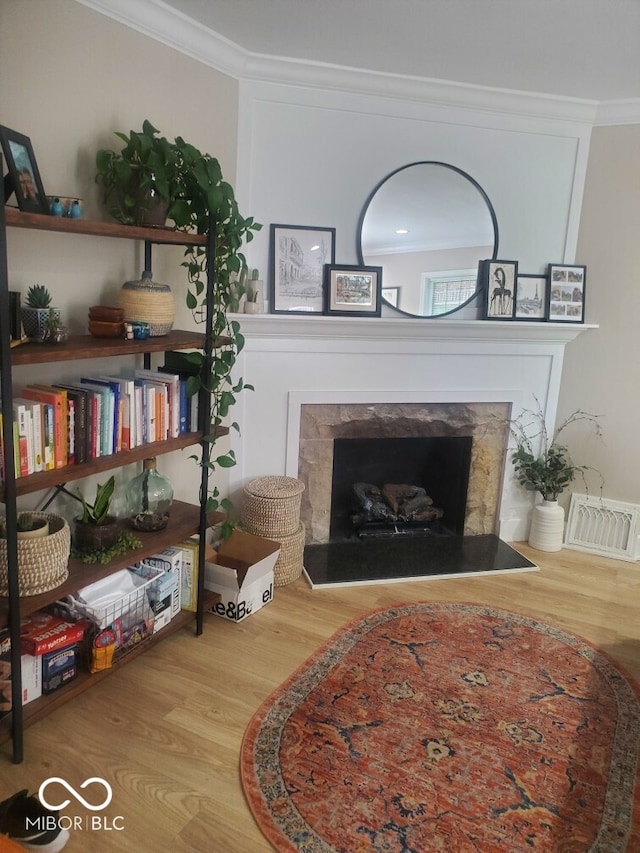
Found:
[324,264,383,317]
[269,224,336,314]
[547,264,586,323]
[514,274,548,320]
[480,259,518,320]
[381,287,400,308]
[0,126,48,213]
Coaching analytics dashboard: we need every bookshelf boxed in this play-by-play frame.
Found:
[0,205,221,762]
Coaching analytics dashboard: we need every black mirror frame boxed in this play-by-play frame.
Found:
[356,161,499,318]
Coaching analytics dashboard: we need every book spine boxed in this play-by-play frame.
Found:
[30,402,44,473]
[42,404,55,470]
[66,397,76,465]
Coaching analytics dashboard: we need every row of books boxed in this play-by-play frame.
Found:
[0,362,201,481]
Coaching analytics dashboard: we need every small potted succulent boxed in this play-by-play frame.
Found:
[21,284,60,341]
[73,476,121,554]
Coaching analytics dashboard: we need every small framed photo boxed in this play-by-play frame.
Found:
[0,125,48,214]
[324,264,383,317]
[480,259,518,320]
[547,264,586,323]
[514,274,548,321]
[269,224,336,314]
[381,287,400,308]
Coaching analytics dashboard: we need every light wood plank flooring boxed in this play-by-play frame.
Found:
[1,544,638,852]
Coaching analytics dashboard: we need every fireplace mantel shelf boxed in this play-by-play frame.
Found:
[232,314,598,344]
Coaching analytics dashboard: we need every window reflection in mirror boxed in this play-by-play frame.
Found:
[357,162,498,318]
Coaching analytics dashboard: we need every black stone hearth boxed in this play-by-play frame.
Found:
[303,534,537,588]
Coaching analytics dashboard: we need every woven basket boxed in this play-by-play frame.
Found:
[270,522,305,586]
[118,271,175,336]
[0,513,71,596]
[241,476,305,538]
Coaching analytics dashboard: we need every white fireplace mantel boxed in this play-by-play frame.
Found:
[229,315,598,542]
[231,314,597,345]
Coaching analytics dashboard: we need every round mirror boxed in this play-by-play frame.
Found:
[357,162,498,317]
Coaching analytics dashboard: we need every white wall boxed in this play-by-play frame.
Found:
[236,81,591,289]
[0,0,240,510]
[5,0,640,527]
[558,124,640,508]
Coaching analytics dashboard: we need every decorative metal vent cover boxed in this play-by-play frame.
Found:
[564,493,640,562]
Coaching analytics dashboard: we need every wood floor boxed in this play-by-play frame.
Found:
[1,544,638,852]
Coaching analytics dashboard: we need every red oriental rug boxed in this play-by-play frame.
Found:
[240,603,640,852]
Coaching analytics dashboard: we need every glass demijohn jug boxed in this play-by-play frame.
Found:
[126,457,174,532]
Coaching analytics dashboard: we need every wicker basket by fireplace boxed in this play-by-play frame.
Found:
[241,476,305,538]
[240,476,306,585]
[271,522,306,586]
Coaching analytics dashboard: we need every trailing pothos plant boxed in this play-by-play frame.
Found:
[96,122,262,529]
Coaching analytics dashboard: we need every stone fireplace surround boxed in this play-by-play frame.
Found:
[298,401,510,545]
[229,315,595,544]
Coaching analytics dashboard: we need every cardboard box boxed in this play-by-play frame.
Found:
[0,630,43,715]
[41,644,77,694]
[21,653,42,704]
[204,529,280,622]
[20,611,86,656]
[176,537,199,612]
[134,562,181,634]
[133,553,182,618]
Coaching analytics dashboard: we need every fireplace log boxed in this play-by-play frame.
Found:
[382,483,432,514]
[352,482,396,523]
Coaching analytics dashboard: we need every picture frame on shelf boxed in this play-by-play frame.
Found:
[269,223,336,314]
[547,264,586,323]
[0,126,48,214]
[324,264,383,317]
[514,274,548,321]
[479,259,518,320]
[381,286,400,308]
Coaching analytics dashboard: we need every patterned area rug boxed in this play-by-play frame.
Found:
[241,603,640,852]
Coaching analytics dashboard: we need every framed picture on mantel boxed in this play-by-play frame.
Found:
[324,263,383,317]
[547,264,586,323]
[269,223,336,314]
[480,259,518,320]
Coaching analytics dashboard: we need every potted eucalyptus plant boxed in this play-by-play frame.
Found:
[510,401,604,551]
[95,120,261,525]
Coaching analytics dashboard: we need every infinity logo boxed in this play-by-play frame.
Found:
[39,777,113,812]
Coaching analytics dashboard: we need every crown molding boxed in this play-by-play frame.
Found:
[75,0,634,126]
[594,99,640,126]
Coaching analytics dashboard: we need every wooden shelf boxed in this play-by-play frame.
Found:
[0,430,221,499]
[1,199,219,761]
[9,330,214,366]
[5,207,206,246]
[0,589,221,740]
[0,500,207,626]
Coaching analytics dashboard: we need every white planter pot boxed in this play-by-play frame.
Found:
[528,499,565,552]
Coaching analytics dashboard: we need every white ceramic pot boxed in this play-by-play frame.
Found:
[528,499,565,552]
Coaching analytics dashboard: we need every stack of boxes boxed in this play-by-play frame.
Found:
[0,539,205,704]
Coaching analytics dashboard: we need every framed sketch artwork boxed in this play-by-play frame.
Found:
[269,224,336,314]
[480,259,518,320]
[547,264,586,323]
[514,274,548,321]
